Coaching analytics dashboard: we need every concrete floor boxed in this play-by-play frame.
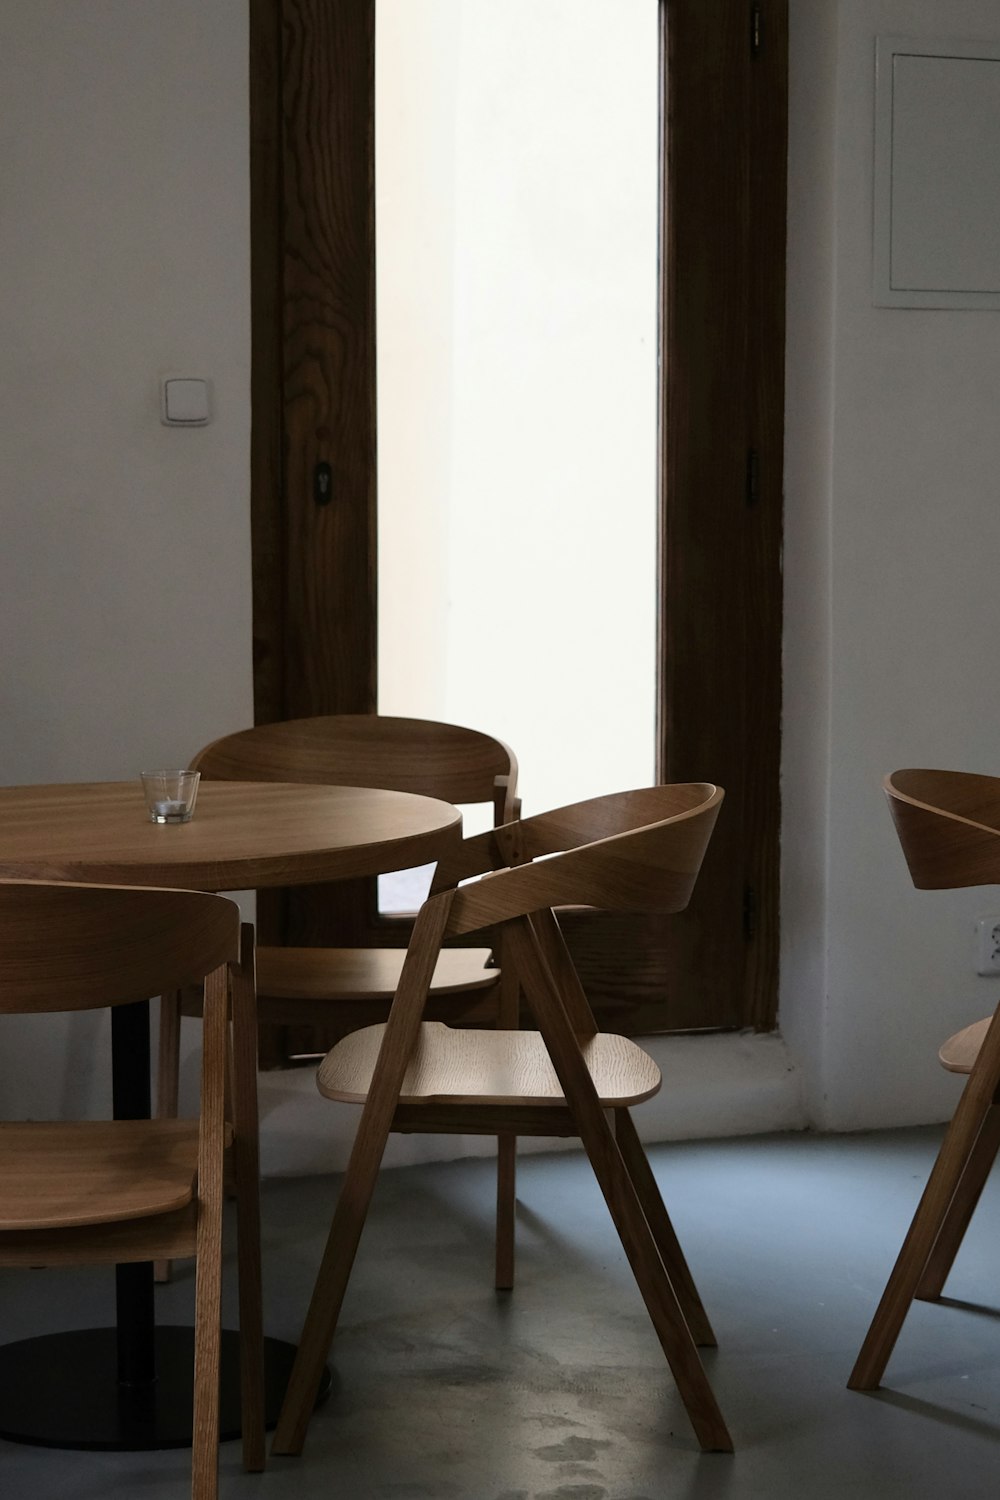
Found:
[4,1126,1000,1498]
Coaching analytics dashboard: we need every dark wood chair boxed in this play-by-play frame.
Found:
[850,769,1000,1394]
[0,880,264,1500]
[269,782,733,1458]
[156,714,520,1285]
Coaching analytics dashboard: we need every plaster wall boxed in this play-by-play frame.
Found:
[783,0,1000,1130]
[0,0,253,1120]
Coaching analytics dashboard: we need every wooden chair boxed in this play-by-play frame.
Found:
[850,768,1000,1394]
[270,782,734,1458]
[0,880,264,1500]
[157,713,520,1285]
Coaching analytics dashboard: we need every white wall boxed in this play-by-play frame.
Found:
[781,0,839,1124]
[0,0,253,1119]
[783,0,1000,1130]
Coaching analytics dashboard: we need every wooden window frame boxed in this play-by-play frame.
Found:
[248,0,786,1058]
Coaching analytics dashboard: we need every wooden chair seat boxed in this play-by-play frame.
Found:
[0,1119,213,1230]
[317,1021,662,1107]
[939,1017,991,1074]
[210,945,497,1004]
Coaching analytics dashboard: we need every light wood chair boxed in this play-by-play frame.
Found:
[157,713,520,1285]
[0,880,264,1500]
[850,768,1000,1394]
[270,782,734,1458]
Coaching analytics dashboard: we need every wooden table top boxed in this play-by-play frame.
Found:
[0,780,462,892]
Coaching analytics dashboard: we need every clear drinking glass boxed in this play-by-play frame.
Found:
[140,769,200,824]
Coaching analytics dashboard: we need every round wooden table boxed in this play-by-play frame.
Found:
[0,779,462,1451]
[0,778,462,888]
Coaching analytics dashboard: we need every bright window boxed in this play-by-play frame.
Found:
[377,0,658,839]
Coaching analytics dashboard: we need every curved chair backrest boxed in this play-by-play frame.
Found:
[884,769,1000,890]
[0,881,240,1013]
[193,714,518,822]
[445,784,723,935]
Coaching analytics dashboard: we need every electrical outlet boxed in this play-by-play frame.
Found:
[976,916,1000,975]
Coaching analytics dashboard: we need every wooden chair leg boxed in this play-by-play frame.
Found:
[191,1196,224,1500]
[192,970,228,1500]
[155,989,183,1283]
[270,1110,392,1457]
[613,1108,716,1347]
[916,1099,1000,1301]
[231,928,265,1473]
[575,1091,729,1449]
[495,1133,516,1291]
[849,1043,1000,1392]
[507,918,732,1453]
[271,895,454,1458]
[495,957,519,1291]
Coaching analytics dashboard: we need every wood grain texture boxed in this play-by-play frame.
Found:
[317,1022,661,1108]
[249,0,286,726]
[273,783,731,1457]
[0,1121,201,1230]
[556,910,712,1032]
[613,1106,716,1346]
[505,915,732,1452]
[272,894,457,1456]
[0,781,460,893]
[253,944,497,1000]
[916,1102,1000,1302]
[251,0,378,1052]
[193,714,515,1065]
[194,714,517,805]
[850,773,1000,1391]
[885,769,1000,889]
[0,1204,198,1269]
[408,791,724,1031]
[849,1008,1000,1391]
[0,885,264,1494]
[390,1102,578,1137]
[176,949,498,1024]
[0,880,238,1012]
[281,0,377,720]
[445,786,722,936]
[249,988,501,1031]
[494,1124,517,1290]
[191,960,229,1499]
[939,1017,991,1074]
[248,0,785,1041]
[742,0,787,1028]
[154,988,184,1280]
[529,908,599,1038]
[232,925,267,1473]
[659,0,785,1033]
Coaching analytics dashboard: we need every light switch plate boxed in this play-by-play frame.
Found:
[161,376,211,426]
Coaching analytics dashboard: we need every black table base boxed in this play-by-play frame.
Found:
[0,1327,333,1451]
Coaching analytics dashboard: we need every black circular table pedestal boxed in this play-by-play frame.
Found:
[0,1328,332,1450]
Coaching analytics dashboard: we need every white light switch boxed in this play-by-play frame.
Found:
[161,377,210,426]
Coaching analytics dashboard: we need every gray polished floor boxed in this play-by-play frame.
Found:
[4,1126,1000,1498]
